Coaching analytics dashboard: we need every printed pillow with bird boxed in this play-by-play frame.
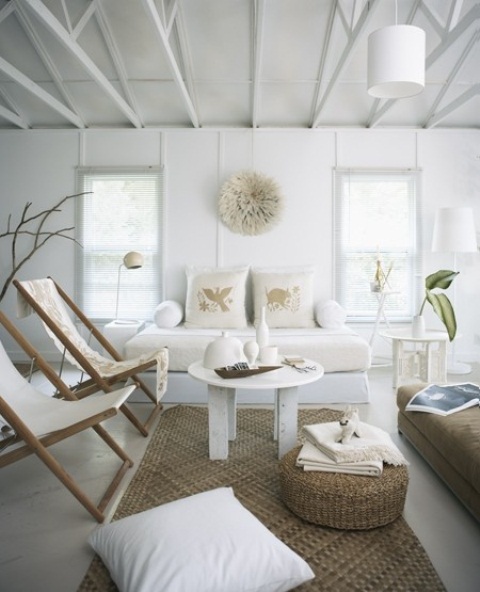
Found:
[184,266,249,329]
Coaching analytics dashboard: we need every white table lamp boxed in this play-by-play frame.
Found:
[432,207,477,374]
[115,251,144,321]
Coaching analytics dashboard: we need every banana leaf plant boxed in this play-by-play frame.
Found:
[418,270,459,341]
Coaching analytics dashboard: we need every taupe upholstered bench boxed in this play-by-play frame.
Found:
[279,446,408,530]
[397,383,480,521]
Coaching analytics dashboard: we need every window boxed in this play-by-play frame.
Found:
[334,169,421,322]
[76,167,164,321]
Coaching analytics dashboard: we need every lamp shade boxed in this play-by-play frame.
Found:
[123,251,144,269]
[367,25,425,98]
[432,207,477,253]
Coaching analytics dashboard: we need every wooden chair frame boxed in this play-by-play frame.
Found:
[14,277,166,436]
[0,311,135,522]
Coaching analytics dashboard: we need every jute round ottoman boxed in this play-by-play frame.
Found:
[279,446,409,530]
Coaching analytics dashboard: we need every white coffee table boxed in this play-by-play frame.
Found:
[188,360,324,460]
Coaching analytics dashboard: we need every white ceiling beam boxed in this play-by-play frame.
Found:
[15,2,85,126]
[173,1,198,125]
[312,0,381,128]
[447,0,465,31]
[425,84,480,129]
[335,1,349,35]
[0,55,84,127]
[419,2,445,40]
[0,1,15,24]
[60,0,72,33]
[72,1,96,40]
[0,102,28,129]
[19,0,142,128]
[309,0,337,126]
[423,31,478,128]
[94,0,143,127]
[0,85,29,128]
[427,4,480,65]
[252,0,266,128]
[0,84,29,124]
[166,0,178,37]
[142,0,199,128]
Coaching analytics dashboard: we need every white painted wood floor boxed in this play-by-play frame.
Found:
[0,364,479,592]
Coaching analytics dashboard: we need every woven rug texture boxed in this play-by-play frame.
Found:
[78,406,445,592]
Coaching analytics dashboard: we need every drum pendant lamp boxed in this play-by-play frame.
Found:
[367,6,425,99]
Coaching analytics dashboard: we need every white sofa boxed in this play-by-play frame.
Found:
[124,324,371,405]
[120,265,372,405]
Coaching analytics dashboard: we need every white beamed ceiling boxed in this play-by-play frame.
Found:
[0,0,479,130]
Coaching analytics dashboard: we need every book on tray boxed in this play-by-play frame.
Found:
[405,382,480,416]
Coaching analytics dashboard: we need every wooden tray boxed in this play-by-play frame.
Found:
[214,366,282,379]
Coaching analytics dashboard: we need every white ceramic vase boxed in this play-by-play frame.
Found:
[243,340,260,366]
[256,306,269,350]
[412,315,425,338]
[203,331,245,369]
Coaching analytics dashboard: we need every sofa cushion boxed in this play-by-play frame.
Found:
[397,384,480,520]
[252,267,316,328]
[184,266,249,329]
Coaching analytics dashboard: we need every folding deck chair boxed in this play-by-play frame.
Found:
[14,277,168,437]
[0,314,136,522]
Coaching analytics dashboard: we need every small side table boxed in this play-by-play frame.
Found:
[103,320,145,357]
[380,328,449,388]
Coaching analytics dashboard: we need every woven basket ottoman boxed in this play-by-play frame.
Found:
[279,446,409,530]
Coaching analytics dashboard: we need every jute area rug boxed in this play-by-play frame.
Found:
[79,406,445,592]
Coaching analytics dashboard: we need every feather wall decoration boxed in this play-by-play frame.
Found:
[218,170,284,236]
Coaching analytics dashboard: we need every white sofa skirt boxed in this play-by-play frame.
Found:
[137,368,370,405]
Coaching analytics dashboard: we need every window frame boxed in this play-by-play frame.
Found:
[75,166,165,322]
[333,168,422,323]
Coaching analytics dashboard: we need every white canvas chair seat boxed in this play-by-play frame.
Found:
[16,278,167,399]
[2,382,132,438]
[0,335,136,522]
[14,277,168,436]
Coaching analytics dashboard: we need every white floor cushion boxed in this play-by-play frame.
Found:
[88,487,314,592]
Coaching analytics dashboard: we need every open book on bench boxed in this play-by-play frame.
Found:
[405,382,480,416]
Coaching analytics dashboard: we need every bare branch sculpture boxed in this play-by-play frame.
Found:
[0,192,89,303]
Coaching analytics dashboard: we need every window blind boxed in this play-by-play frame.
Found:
[76,167,164,321]
[333,169,422,322]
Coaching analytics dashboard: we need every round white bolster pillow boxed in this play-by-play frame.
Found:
[315,299,347,329]
[153,300,184,328]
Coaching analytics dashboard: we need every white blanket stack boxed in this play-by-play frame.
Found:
[297,421,408,477]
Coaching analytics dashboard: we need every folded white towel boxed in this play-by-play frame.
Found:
[302,421,407,466]
[296,441,384,476]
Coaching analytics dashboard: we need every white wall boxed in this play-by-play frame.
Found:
[0,127,479,363]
